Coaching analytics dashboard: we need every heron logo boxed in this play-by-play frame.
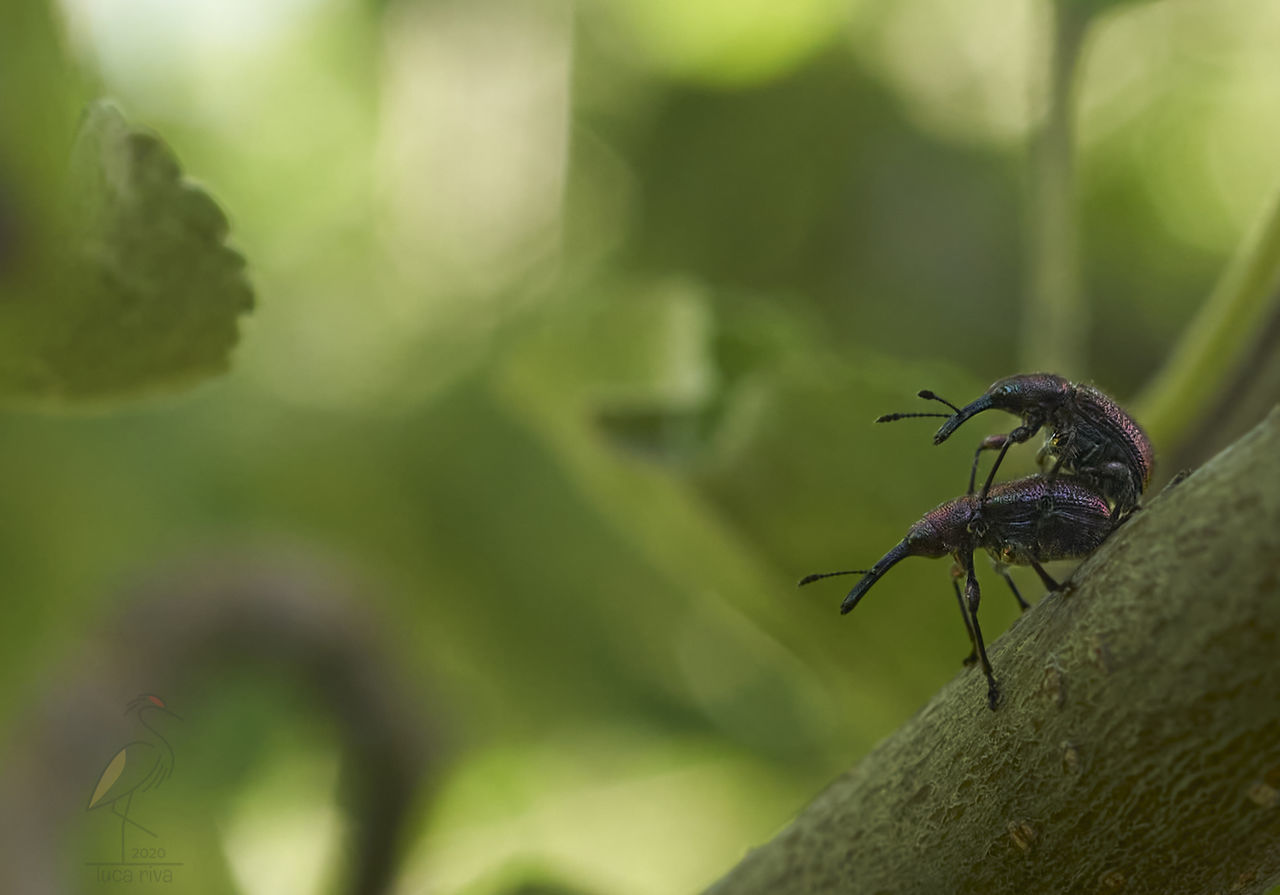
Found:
[84,693,183,884]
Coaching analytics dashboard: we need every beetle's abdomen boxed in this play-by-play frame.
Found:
[1074,385,1154,496]
[980,476,1115,563]
[1032,479,1116,559]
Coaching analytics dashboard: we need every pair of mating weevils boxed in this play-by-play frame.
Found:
[800,372,1154,710]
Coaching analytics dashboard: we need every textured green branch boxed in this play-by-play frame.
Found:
[707,406,1280,895]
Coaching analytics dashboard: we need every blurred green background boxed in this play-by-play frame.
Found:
[2,0,1279,893]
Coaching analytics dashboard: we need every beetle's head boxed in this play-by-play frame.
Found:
[985,372,1072,411]
[903,497,970,557]
[933,373,1070,444]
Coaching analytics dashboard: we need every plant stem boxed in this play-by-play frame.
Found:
[1136,184,1280,453]
[1021,1,1092,378]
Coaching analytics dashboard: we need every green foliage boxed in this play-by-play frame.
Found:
[0,101,252,404]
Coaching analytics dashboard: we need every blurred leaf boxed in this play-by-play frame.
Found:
[597,0,851,87]
[0,181,18,278]
[0,0,79,284]
[500,883,600,895]
[585,278,718,462]
[406,731,806,895]
[1072,0,1157,15]
[0,101,253,404]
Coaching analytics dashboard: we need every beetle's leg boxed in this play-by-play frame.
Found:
[951,565,978,666]
[1075,440,1103,468]
[1096,460,1139,511]
[968,435,1010,495]
[963,552,1000,710]
[978,424,1038,500]
[993,562,1031,612]
[1029,558,1061,592]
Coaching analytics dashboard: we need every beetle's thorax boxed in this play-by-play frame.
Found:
[1043,383,1081,433]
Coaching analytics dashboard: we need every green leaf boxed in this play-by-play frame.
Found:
[2,100,253,403]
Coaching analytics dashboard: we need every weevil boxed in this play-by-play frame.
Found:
[800,474,1117,709]
[876,373,1153,515]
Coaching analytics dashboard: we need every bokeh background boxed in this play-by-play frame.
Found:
[2,0,1279,893]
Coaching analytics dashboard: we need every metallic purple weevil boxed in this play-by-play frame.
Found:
[878,372,1154,516]
[800,474,1116,710]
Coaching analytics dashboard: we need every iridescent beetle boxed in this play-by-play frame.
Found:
[877,373,1153,516]
[801,474,1117,709]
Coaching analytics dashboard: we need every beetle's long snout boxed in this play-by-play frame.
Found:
[932,394,994,445]
[840,539,913,614]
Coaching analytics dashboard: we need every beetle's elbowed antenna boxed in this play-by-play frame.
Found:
[803,559,1032,614]
[802,536,1004,707]
[821,540,1002,706]
[798,545,913,614]
[932,391,1000,444]
[880,390,1032,498]
[875,390,963,424]
[878,391,1024,498]
[837,541,914,615]
[797,569,872,587]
